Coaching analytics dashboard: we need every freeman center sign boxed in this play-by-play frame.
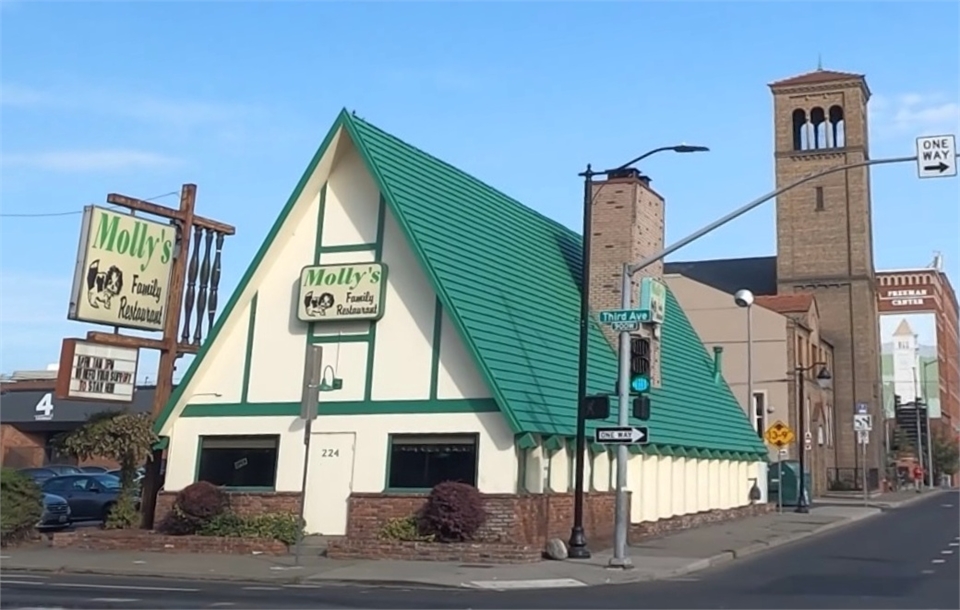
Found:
[298,263,388,322]
[68,206,175,332]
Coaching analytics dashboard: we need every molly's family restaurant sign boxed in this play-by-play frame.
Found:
[298,263,387,322]
[69,206,175,332]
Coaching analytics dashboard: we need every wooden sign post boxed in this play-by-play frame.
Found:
[59,184,235,528]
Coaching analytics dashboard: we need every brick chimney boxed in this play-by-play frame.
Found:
[588,167,666,386]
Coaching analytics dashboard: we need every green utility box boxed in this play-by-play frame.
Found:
[768,460,812,507]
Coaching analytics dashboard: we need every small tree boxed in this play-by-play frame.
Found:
[931,427,960,480]
[56,410,158,529]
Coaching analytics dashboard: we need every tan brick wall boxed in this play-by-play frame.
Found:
[588,174,665,386]
[772,76,882,472]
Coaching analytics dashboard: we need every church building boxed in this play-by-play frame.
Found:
[666,68,885,480]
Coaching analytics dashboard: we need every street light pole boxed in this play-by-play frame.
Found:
[735,290,756,435]
[568,164,596,560]
[569,145,709,561]
[795,363,831,513]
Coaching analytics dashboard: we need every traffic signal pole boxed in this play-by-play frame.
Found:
[610,262,634,568]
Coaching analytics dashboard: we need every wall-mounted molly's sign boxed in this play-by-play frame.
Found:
[298,263,388,322]
[68,206,175,332]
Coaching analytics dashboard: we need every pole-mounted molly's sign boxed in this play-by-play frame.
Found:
[297,263,387,322]
[68,206,175,332]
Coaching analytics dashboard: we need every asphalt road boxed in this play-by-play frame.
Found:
[2,491,957,609]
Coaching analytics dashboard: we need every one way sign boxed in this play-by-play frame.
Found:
[595,426,649,445]
[916,135,957,179]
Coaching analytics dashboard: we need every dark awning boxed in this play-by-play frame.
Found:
[0,386,159,424]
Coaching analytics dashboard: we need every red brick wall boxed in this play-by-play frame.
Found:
[155,491,300,523]
[344,491,620,548]
[0,424,45,468]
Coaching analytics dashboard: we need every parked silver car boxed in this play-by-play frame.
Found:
[36,493,71,529]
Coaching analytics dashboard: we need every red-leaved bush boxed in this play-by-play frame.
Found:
[158,481,227,535]
[417,481,486,542]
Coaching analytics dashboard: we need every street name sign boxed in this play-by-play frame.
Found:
[853,413,873,432]
[595,426,649,445]
[598,309,651,325]
[916,135,957,179]
[610,320,640,332]
[764,420,795,448]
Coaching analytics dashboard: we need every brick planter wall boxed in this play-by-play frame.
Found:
[326,539,542,563]
[630,501,775,540]
[155,491,300,524]
[49,529,288,555]
[344,491,619,548]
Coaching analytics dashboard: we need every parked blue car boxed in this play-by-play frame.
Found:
[40,474,130,522]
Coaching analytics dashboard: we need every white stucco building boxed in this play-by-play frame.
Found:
[154,110,770,536]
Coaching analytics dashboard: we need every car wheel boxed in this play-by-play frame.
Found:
[102,502,115,522]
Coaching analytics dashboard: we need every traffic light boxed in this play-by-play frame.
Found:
[633,395,650,421]
[582,395,610,420]
[629,337,651,393]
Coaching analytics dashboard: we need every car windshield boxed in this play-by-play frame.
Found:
[93,475,122,489]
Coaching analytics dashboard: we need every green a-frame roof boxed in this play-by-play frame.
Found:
[156,109,767,459]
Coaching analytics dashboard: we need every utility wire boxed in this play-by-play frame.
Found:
[0,191,180,218]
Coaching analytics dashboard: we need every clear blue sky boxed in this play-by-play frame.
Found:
[2,1,958,378]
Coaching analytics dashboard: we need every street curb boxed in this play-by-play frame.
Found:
[0,498,934,591]
[0,565,462,590]
[643,507,886,582]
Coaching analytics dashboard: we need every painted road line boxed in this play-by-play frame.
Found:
[50,582,198,592]
[284,584,326,588]
[0,579,48,585]
[90,598,140,603]
[466,578,588,590]
[0,573,48,579]
[941,550,954,555]
[932,559,946,564]
[242,586,281,591]
[208,603,236,607]
[950,542,959,547]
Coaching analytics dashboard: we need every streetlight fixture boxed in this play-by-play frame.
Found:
[734,289,756,437]
[795,363,832,513]
[569,143,710,561]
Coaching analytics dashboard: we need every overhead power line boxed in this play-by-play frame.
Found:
[0,191,180,218]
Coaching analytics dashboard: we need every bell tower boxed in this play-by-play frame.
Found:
[770,68,883,474]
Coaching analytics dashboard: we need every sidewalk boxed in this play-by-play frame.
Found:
[0,491,937,590]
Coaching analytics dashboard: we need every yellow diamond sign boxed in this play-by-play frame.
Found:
[764,420,795,448]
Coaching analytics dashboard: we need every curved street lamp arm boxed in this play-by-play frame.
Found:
[627,153,960,276]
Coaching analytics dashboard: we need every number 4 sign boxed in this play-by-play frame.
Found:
[34,393,55,421]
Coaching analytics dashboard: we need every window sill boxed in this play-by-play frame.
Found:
[382,487,433,495]
[219,486,277,493]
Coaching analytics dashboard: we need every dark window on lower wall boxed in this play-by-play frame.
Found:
[196,435,280,489]
[387,434,478,490]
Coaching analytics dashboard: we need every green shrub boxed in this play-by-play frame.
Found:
[378,515,435,542]
[105,489,140,530]
[1,468,43,546]
[198,512,304,546]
